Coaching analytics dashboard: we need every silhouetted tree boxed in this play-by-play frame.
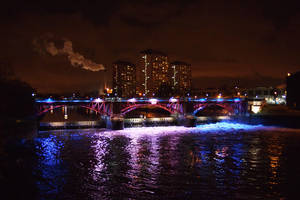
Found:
[0,61,35,119]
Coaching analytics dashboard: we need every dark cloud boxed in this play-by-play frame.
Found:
[260,0,300,30]
[0,0,121,25]
[1,0,300,93]
[119,1,192,28]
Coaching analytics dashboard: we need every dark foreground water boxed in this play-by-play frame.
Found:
[2,122,300,200]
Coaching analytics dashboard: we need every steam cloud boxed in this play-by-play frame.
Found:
[33,35,105,72]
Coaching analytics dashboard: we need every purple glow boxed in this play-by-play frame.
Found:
[99,122,275,138]
[169,97,178,103]
[149,98,158,104]
[93,98,103,103]
[128,98,137,103]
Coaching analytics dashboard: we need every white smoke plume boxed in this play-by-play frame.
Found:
[34,35,105,72]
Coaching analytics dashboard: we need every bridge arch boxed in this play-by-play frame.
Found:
[193,103,234,116]
[121,104,175,116]
[37,105,105,116]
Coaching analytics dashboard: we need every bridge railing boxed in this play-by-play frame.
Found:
[35,97,245,103]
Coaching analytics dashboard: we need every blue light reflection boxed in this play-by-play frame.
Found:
[195,122,264,133]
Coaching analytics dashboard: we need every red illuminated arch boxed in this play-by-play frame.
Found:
[193,103,234,115]
[37,105,106,116]
[121,104,175,115]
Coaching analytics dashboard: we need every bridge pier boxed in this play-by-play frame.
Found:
[184,115,197,127]
[175,114,197,127]
[106,101,124,130]
[105,115,124,130]
[180,101,197,127]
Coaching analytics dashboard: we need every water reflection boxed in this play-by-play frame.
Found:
[31,123,300,199]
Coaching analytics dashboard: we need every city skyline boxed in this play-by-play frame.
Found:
[113,49,192,98]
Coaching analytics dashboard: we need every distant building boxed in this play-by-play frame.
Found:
[170,61,191,96]
[247,86,286,104]
[137,49,171,97]
[287,71,300,109]
[112,61,136,98]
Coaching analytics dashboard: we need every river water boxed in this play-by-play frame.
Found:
[2,122,300,199]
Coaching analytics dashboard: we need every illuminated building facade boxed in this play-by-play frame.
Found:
[171,61,191,96]
[112,61,136,97]
[137,49,171,97]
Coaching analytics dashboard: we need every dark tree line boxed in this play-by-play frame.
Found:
[0,61,35,119]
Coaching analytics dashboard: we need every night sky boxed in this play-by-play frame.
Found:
[1,0,300,94]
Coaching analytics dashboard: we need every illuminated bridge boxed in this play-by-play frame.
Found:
[36,97,248,129]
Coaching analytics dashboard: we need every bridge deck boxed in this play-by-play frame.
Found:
[36,97,243,103]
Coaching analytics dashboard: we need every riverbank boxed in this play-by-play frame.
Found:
[0,119,38,200]
[259,104,300,116]
[236,105,300,128]
[233,115,300,128]
[232,104,300,128]
[0,118,37,154]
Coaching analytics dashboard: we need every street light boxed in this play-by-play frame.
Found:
[169,97,178,103]
[149,98,158,104]
[94,98,103,103]
[128,98,137,103]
